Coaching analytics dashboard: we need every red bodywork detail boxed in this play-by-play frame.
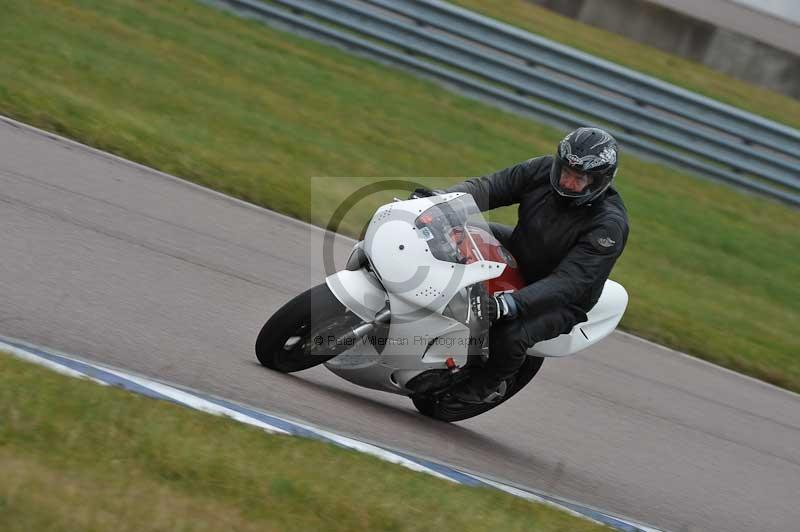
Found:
[418,213,434,225]
[453,226,525,295]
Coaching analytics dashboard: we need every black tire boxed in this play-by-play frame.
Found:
[255,283,363,373]
[412,356,544,422]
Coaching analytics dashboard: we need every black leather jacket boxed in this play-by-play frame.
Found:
[447,156,629,320]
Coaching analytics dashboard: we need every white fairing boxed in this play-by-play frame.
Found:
[529,280,628,357]
[326,267,386,322]
[364,194,506,317]
[325,194,505,393]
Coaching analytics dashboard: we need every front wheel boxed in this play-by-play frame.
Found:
[255,283,363,372]
[412,356,544,422]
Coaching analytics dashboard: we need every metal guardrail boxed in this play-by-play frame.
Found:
[208,0,800,206]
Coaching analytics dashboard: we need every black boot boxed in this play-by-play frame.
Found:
[449,379,508,405]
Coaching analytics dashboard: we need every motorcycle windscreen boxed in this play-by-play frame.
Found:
[414,194,497,264]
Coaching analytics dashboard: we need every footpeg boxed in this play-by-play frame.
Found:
[483,381,508,403]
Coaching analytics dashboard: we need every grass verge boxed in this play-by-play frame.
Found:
[450,0,800,129]
[0,354,611,532]
[0,0,797,391]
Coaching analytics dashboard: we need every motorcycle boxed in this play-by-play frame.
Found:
[256,193,628,422]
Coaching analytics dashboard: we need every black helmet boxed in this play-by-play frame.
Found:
[550,127,618,206]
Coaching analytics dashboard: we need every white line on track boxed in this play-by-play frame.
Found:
[1,337,664,532]
[1,342,108,385]
[97,366,292,435]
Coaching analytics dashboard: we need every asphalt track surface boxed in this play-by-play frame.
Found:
[2,116,799,532]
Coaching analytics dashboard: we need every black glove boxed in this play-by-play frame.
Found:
[409,187,443,199]
[471,289,517,323]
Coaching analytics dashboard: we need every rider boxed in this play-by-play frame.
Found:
[414,127,629,404]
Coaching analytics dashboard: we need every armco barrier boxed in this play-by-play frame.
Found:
[207,0,800,206]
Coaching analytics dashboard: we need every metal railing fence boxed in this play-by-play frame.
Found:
[206,0,800,206]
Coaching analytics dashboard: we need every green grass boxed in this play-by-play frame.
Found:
[0,0,798,392]
[0,354,611,532]
[450,0,800,129]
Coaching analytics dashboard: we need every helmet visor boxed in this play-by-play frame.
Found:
[556,166,594,198]
[550,158,615,203]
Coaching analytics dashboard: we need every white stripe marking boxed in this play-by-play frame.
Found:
[263,416,456,482]
[462,472,665,531]
[1,340,455,480]
[1,339,664,530]
[616,330,800,399]
[460,472,606,524]
[1,342,288,434]
[95,366,291,435]
[2,343,108,385]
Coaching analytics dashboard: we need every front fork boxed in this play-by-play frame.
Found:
[330,306,391,354]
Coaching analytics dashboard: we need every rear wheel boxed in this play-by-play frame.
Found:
[255,283,363,372]
[411,356,544,422]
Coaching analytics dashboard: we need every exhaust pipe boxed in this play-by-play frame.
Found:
[341,307,391,344]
